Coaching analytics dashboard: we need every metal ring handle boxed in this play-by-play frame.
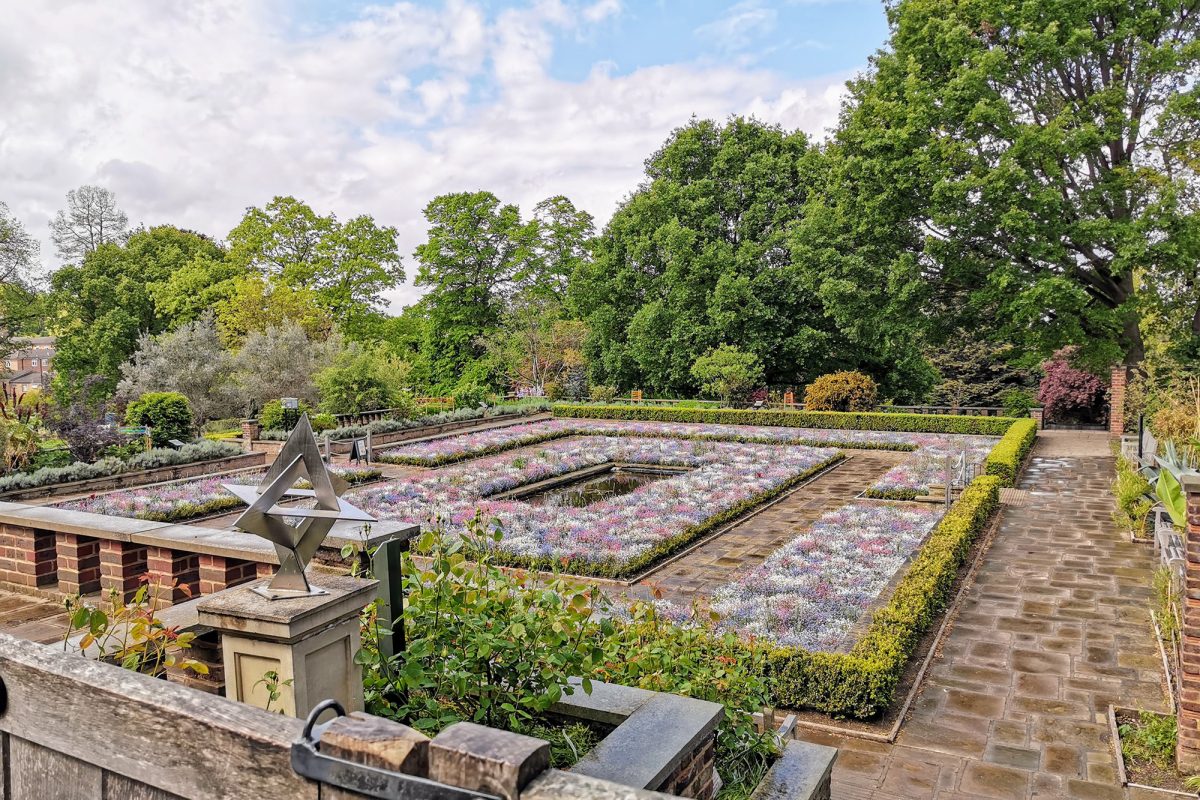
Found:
[301,698,346,744]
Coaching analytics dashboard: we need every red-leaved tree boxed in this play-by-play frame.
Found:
[1037,348,1107,423]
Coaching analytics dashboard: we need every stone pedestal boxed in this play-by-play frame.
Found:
[196,571,377,718]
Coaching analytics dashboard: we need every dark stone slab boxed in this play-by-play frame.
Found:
[749,740,836,800]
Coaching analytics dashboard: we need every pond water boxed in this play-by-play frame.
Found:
[522,466,679,508]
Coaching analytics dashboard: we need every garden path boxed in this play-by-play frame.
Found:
[0,591,68,644]
[794,430,1169,800]
[627,450,907,604]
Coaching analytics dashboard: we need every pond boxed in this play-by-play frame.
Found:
[521,465,683,508]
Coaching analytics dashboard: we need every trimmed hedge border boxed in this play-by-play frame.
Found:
[768,474,1002,718]
[377,426,914,467]
[553,404,1018,436]
[983,418,1037,486]
[455,452,846,580]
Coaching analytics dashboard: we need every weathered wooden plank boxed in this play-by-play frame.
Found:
[0,634,317,800]
[103,773,186,800]
[9,736,103,800]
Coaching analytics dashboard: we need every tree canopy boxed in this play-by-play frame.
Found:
[830,0,1200,368]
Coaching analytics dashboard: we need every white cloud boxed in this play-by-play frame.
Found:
[0,0,855,308]
[693,1,778,52]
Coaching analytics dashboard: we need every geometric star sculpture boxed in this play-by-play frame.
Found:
[223,413,374,600]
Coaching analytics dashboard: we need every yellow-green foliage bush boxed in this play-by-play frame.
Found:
[768,475,1001,718]
[802,371,878,412]
[1112,455,1153,537]
[983,418,1037,486]
[554,404,1018,436]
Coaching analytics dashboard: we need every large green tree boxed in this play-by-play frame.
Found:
[227,196,403,337]
[0,202,40,358]
[833,0,1200,368]
[571,117,935,399]
[50,226,228,400]
[413,192,592,389]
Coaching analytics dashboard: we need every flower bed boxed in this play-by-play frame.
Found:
[377,418,996,497]
[53,465,384,523]
[701,502,944,651]
[350,436,842,578]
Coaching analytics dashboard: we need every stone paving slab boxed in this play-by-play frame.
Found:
[795,431,1168,799]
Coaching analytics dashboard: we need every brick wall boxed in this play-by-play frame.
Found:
[1179,476,1200,771]
[659,733,717,800]
[1110,366,1127,438]
[0,523,57,589]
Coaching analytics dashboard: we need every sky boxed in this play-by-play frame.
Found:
[1,0,889,308]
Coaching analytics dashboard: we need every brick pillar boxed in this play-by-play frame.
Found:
[56,533,102,595]
[1030,407,1044,429]
[0,523,57,589]
[1110,366,1127,438]
[99,540,148,601]
[197,555,259,595]
[145,546,200,602]
[241,419,261,441]
[1178,475,1200,771]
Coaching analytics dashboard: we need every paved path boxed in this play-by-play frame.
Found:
[795,430,1169,799]
[633,450,906,603]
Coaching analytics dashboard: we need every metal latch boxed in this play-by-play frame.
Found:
[291,700,501,800]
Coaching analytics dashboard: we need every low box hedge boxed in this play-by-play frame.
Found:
[553,404,1018,436]
[983,418,1037,486]
[767,474,1001,718]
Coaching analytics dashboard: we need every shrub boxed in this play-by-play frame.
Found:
[1150,399,1199,446]
[589,385,618,403]
[258,399,312,431]
[1112,455,1153,537]
[310,412,337,433]
[1001,388,1035,418]
[690,345,764,406]
[317,347,395,415]
[49,375,122,463]
[452,384,490,409]
[552,404,1018,436]
[542,380,565,401]
[803,371,879,412]
[1036,347,1107,423]
[983,418,1037,486]
[125,392,193,447]
[769,475,1001,717]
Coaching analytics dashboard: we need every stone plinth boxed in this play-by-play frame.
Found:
[196,571,377,718]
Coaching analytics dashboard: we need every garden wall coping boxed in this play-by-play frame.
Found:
[747,740,836,800]
[0,500,419,566]
[551,676,658,726]
[567,691,723,791]
[522,769,677,799]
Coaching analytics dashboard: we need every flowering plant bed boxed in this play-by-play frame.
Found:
[349,436,842,578]
[53,464,383,523]
[697,501,944,651]
[378,418,996,497]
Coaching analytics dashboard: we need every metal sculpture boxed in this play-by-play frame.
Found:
[224,413,373,599]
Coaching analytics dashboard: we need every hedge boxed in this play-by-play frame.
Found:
[553,404,1019,436]
[378,426,914,467]
[0,441,243,494]
[260,401,551,441]
[983,418,1037,486]
[768,474,1001,718]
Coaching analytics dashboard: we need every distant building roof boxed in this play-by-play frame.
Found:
[2,369,47,386]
